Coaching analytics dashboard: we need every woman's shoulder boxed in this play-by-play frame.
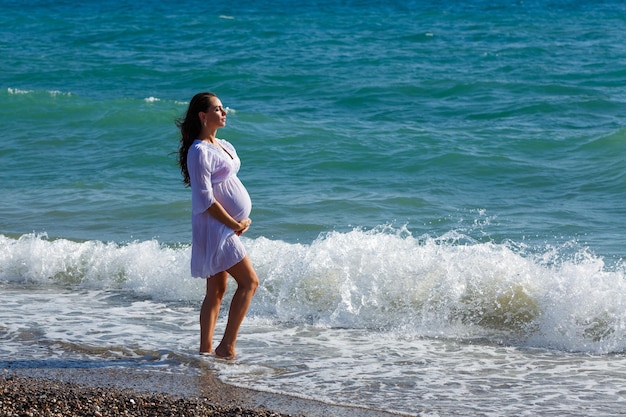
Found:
[193,139,221,154]
[190,139,205,150]
[189,140,217,163]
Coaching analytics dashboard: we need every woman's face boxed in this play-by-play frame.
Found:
[200,97,227,129]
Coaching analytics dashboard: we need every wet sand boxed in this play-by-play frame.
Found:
[1,365,407,417]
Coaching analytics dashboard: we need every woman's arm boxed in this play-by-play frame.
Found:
[207,201,251,235]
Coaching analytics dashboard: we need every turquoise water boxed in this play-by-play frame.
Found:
[2,1,626,415]
[2,1,625,257]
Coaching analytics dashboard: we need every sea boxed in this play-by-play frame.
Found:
[1,0,625,415]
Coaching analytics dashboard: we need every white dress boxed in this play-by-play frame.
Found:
[187,139,252,278]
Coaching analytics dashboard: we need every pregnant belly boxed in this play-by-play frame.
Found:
[214,177,252,221]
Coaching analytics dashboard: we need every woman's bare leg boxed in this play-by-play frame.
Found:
[215,255,259,358]
[199,271,228,354]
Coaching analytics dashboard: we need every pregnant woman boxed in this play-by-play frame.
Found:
[177,92,259,358]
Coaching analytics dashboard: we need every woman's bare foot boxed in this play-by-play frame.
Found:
[215,344,236,359]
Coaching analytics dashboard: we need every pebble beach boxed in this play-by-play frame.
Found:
[0,367,401,417]
[0,374,295,417]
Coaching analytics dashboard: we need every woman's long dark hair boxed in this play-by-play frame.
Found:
[176,92,217,186]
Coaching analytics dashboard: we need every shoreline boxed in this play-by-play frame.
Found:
[2,365,409,417]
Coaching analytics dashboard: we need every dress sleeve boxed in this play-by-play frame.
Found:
[188,145,215,215]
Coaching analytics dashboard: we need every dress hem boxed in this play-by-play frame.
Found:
[191,251,247,280]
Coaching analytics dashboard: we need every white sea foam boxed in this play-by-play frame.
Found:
[7,87,33,95]
[6,88,72,96]
[1,231,625,354]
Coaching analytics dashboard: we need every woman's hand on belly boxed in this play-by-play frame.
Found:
[235,218,252,236]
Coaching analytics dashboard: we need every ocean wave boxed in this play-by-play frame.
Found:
[6,87,72,97]
[1,230,624,353]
